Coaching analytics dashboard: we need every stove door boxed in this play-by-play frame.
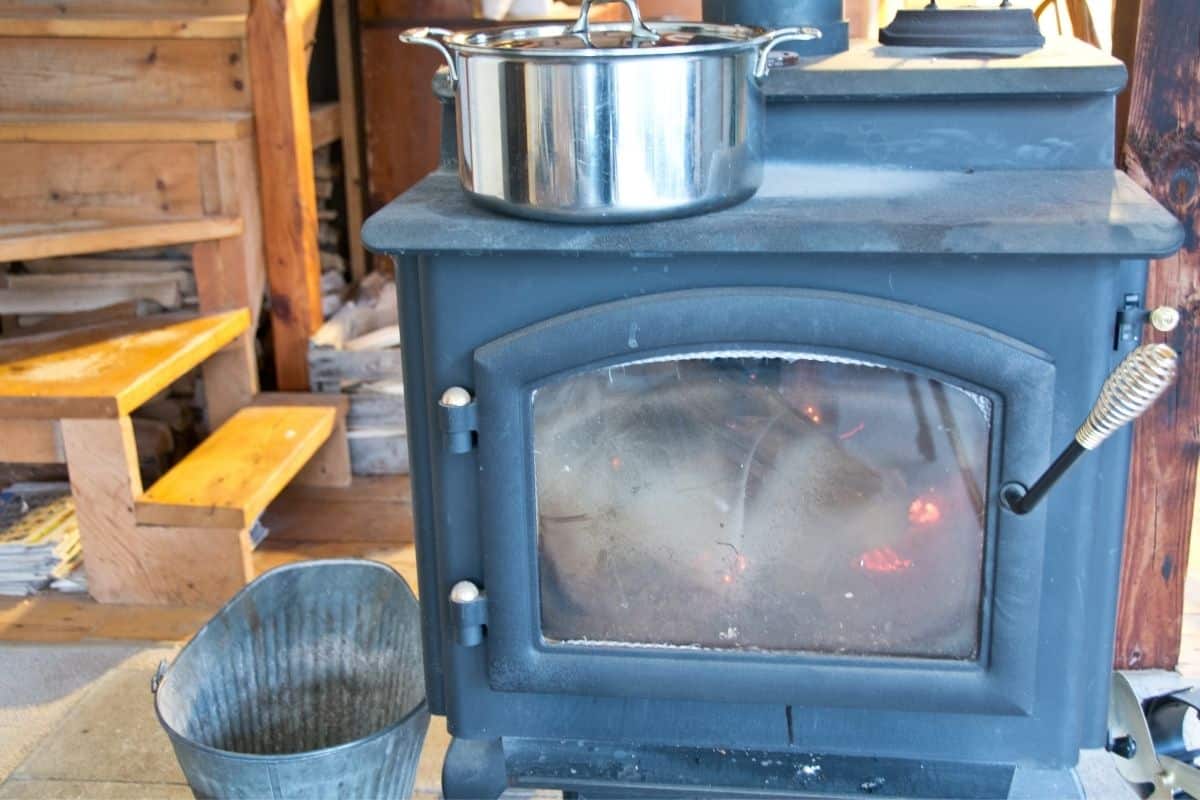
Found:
[473,289,1053,712]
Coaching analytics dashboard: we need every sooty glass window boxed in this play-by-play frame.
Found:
[532,352,992,659]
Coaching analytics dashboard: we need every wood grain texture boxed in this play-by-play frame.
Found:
[334,0,367,279]
[309,100,341,148]
[360,24,445,215]
[0,141,208,222]
[253,391,352,487]
[0,38,250,112]
[0,12,247,39]
[248,0,324,390]
[1113,0,1199,669]
[10,299,154,336]
[264,473,412,541]
[135,404,336,528]
[0,216,242,262]
[0,0,248,13]
[59,416,145,604]
[0,309,249,419]
[197,138,267,323]
[0,418,63,463]
[200,330,258,429]
[118,525,255,605]
[0,111,253,142]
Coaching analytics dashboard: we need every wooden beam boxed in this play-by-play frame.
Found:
[309,100,341,149]
[247,0,324,390]
[1113,0,1199,670]
[0,112,253,143]
[332,0,367,280]
[0,12,247,39]
[59,416,144,604]
[0,216,242,263]
[1112,0,1141,167]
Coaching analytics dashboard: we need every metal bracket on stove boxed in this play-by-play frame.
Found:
[439,386,478,454]
[1114,293,1144,350]
[449,580,488,647]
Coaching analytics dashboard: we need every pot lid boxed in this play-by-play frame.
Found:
[447,0,775,55]
[453,22,762,52]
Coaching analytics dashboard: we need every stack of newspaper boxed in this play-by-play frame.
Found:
[0,483,84,596]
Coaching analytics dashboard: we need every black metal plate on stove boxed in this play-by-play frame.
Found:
[879,7,1045,49]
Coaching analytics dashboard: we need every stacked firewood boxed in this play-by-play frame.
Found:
[314,144,348,318]
[310,270,407,475]
[0,245,198,336]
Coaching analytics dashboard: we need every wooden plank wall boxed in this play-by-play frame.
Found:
[1112,0,1199,669]
[0,39,250,112]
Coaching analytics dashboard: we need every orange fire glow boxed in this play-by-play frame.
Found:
[858,546,914,573]
[908,497,942,526]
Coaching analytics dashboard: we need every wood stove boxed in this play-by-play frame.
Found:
[364,37,1184,800]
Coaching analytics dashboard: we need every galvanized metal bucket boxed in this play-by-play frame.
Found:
[153,559,429,799]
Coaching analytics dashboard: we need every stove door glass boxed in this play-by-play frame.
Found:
[533,353,992,659]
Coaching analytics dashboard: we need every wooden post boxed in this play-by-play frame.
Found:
[59,417,145,604]
[332,0,367,281]
[247,0,324,390]
[1112,0,1199,669]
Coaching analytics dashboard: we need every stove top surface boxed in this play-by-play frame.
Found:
[767,37,1124,99]
[362,167,1181,258]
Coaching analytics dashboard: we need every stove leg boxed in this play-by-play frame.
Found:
[442,736,507,800]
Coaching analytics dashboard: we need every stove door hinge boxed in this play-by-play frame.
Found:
[449,580,488,647]
[1114,294,1144,350]
[439,386,478,454]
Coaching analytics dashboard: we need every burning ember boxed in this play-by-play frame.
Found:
[858,546,914,574]
[908,496,942,526]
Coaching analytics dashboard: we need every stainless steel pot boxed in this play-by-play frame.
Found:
[400,0,819,223]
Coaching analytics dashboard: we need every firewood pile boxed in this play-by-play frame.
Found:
[309,270,407,475]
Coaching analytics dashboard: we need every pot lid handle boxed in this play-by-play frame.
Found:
[569,0,661,45]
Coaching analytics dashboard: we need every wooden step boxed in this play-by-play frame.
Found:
[0,216,241,262]
[135,405,337,529]
[0,112,252,143]
[0,11,246,38]
[0,309,249,419]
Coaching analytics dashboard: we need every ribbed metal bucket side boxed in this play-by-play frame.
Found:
[154,560,429,800]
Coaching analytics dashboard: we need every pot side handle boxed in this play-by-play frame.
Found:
[400,27,459,86]
[754,26,822,79]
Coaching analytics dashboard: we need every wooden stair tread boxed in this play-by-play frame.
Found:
[0,11,246,38]
[135,405,337,529]
[0,112,253,142]
[0,216,242,262]
[0,309,249,419]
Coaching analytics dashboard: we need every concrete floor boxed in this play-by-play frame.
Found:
[0,637,1148,799]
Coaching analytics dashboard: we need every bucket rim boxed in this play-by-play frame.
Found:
[153,558,429,763]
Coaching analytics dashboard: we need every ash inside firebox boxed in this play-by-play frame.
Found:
[532,352,990,659]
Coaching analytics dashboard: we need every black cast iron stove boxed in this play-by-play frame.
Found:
[364,34,1184,800]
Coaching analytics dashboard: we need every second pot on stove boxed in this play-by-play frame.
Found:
[400,0,819,223]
